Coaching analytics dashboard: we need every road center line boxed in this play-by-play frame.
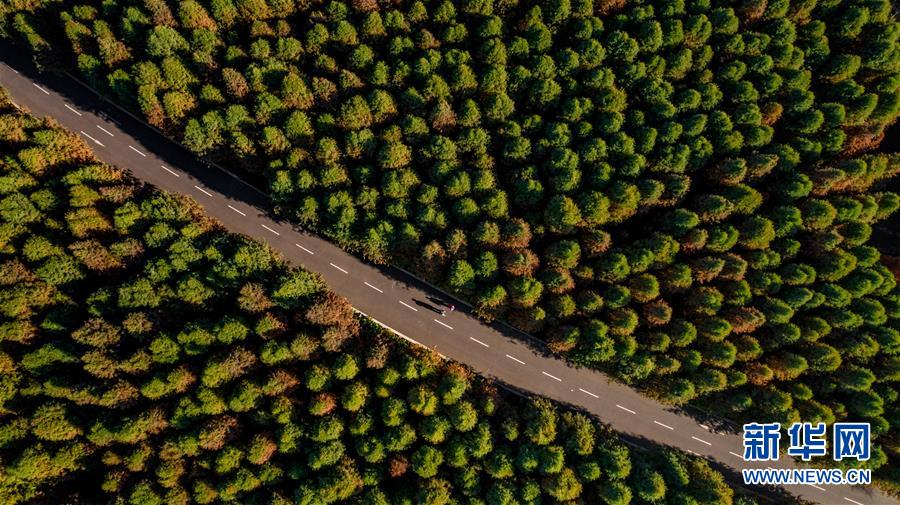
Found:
[261,224,281,236]
[128,145,146,157]
[364,282,383,293]
[79,130,104,147]
[810,485,825,491]
[578,388,598,398]
[295,243,314,255]
[844,498,863,505]
[160,165,180,177]
[64,104,82,116]
[433,319,453,330]
[616,404,636,414]
[33,83,49,95]
[654,420,674,430]
[227,205,246,216]
[329,262,348,274]
[541,371,562,382]
[1,63,19,74]
[96,125,114,137]
[505,354,525,365]
[193,185,212,197]
[691,436,712,446]
[469,337,489,347]
[399,300,418,311]
[729,451,742,458]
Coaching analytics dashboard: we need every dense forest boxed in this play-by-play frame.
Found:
[0,94,753,504]
[2,0,900,491]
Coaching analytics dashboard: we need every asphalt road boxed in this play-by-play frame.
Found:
[0,57,895,505]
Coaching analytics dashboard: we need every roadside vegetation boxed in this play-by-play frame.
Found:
[2,0,899,491]
[0,94,753,504]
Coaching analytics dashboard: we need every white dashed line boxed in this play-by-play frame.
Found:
[729,451,742,458]
[844,498,863,505]
[194,185,212,197]
[616,404,636,414]
[160,165,180,177]
[33,83,49,95]
[261,224,281,236]
[329,262,348,274]
[10,101,20,109]
[810,485,825,491]
[654,421,674,430]
[691,436,712,446]
[541,371,562,382]
[469,337,489,347]
[79,130,104,147]
[96,125,114,137]
[64,104,82,116]
[399,301,418,312]
[434,319,453,330]
[506,354,525,365]
[295,244,314,255]
[578,388,598,398]
[364,282,383,293]
[228,205,246,216]
[128,145,146,157]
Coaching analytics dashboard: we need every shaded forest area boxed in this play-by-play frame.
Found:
[2,0,900,492]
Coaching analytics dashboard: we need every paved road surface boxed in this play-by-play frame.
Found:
[0,56,894,505]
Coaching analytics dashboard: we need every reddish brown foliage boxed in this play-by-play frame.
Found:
[547,335,577,354]
[199,415,239,450]
[388,455,409,477]
[597,0,627,15]
[502,249,540,277]
[365,335,390,369]
[238,282,274,313]
[305,291,356,328]
[746,362,774,387]
[725,307,766,334]
[247,434,277,465]
[842,127,885,157]
[581,230,612,257]
[352,0,379,11]
[263,369,299,396]
[70,240,124,272]
[0,260,35,285]
[310,392,337,415]
[760,102,783,126]
[643,299,673,326]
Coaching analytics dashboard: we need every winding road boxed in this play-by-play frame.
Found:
[0,54,895,505]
